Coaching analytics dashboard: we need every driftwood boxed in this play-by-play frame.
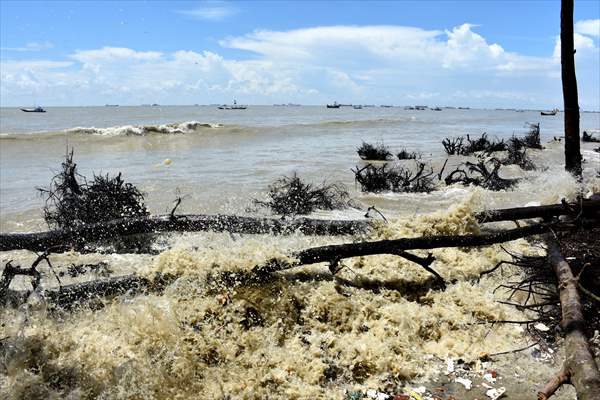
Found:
[0,214,371,252]
[537,237,600,400]
[1,273,173,309]
[255,222,561,277]
[2,221,571,308]
[2,200,600,253]
[474,199,600,223]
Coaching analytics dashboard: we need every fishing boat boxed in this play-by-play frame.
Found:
[20,106,46,113]
[326,101,340,109]
[541,108,558,116]
[218,100,247,110]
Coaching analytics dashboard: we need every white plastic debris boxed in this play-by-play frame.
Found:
[366,389,389,400]
[483,373,497,384]
[534,323,550,332]
[446,358,455,374]
[454,377,472,390]
[486,387,506,400]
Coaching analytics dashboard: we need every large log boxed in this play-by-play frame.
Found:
[2,200,598,253]
[538,238,600,400]
[474,199,600,223]
[0,214,371,252]
[3,222,567,308]
[1,274,172,309]
[255,222,558,274]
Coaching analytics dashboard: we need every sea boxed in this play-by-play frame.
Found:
[0,105,599,399]
[1,105,599,232]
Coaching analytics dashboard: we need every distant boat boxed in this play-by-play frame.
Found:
[380,104,393,108]
[20,106,46,113]
[541,108,558,116]
[218,100,247,110]
[353,105,363,109]
[326,101,341,109]
[432,107,442,111]
[105,104,119,107]
[151,103,160,107]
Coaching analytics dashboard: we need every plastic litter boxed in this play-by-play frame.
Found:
[454,377,472,390]
[486,387,506,400]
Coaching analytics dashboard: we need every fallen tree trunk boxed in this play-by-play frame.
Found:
[474,199,600,223]
[2,274,173,309]
[3,221,573,308]
[2,200,598,253]
[256,222,561,275]
[538,237,600,400]
[0,214,371,252]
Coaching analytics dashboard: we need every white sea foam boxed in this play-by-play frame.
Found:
[65,121,223,136]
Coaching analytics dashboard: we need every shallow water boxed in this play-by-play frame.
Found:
[0,106,599,399]
[1,106,599,231]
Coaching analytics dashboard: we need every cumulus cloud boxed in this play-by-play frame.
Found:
[575,19,600,37]
[176,1,238,21]
[1,23,598,108]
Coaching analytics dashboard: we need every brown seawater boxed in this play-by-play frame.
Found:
[1,106,599,398]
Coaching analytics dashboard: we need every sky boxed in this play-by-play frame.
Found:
[1,0,599,109]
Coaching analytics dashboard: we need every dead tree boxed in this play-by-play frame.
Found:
[561,0,582,177]
[2,200,600,253]
[474,199,600,223]
[537,237,600,400]
[1,221,577,308]
[0,214,371,252]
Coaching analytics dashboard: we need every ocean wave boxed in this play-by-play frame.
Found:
[283,117,416,129]
[65,121,223,136]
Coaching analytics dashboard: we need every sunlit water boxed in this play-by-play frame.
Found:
[1,106,599,231]
[0,106,599,399]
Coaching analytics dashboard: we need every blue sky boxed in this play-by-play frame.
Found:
[1,1,599,108]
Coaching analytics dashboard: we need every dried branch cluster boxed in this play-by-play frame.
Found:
[39,151,148,230]
[352,162,436,193]
[356,141,393,160]
[357,141,419,161]
[253,173,352,217]
[444,159,517,190]
[442,133,507,156]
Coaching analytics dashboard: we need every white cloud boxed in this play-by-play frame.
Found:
[575,19,600,37]
[71,47,163,63]
[1,41,54,52]
[1,23,598,109]
[176,1,237,21]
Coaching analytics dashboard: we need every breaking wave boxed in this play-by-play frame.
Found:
[65,121,223,136]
